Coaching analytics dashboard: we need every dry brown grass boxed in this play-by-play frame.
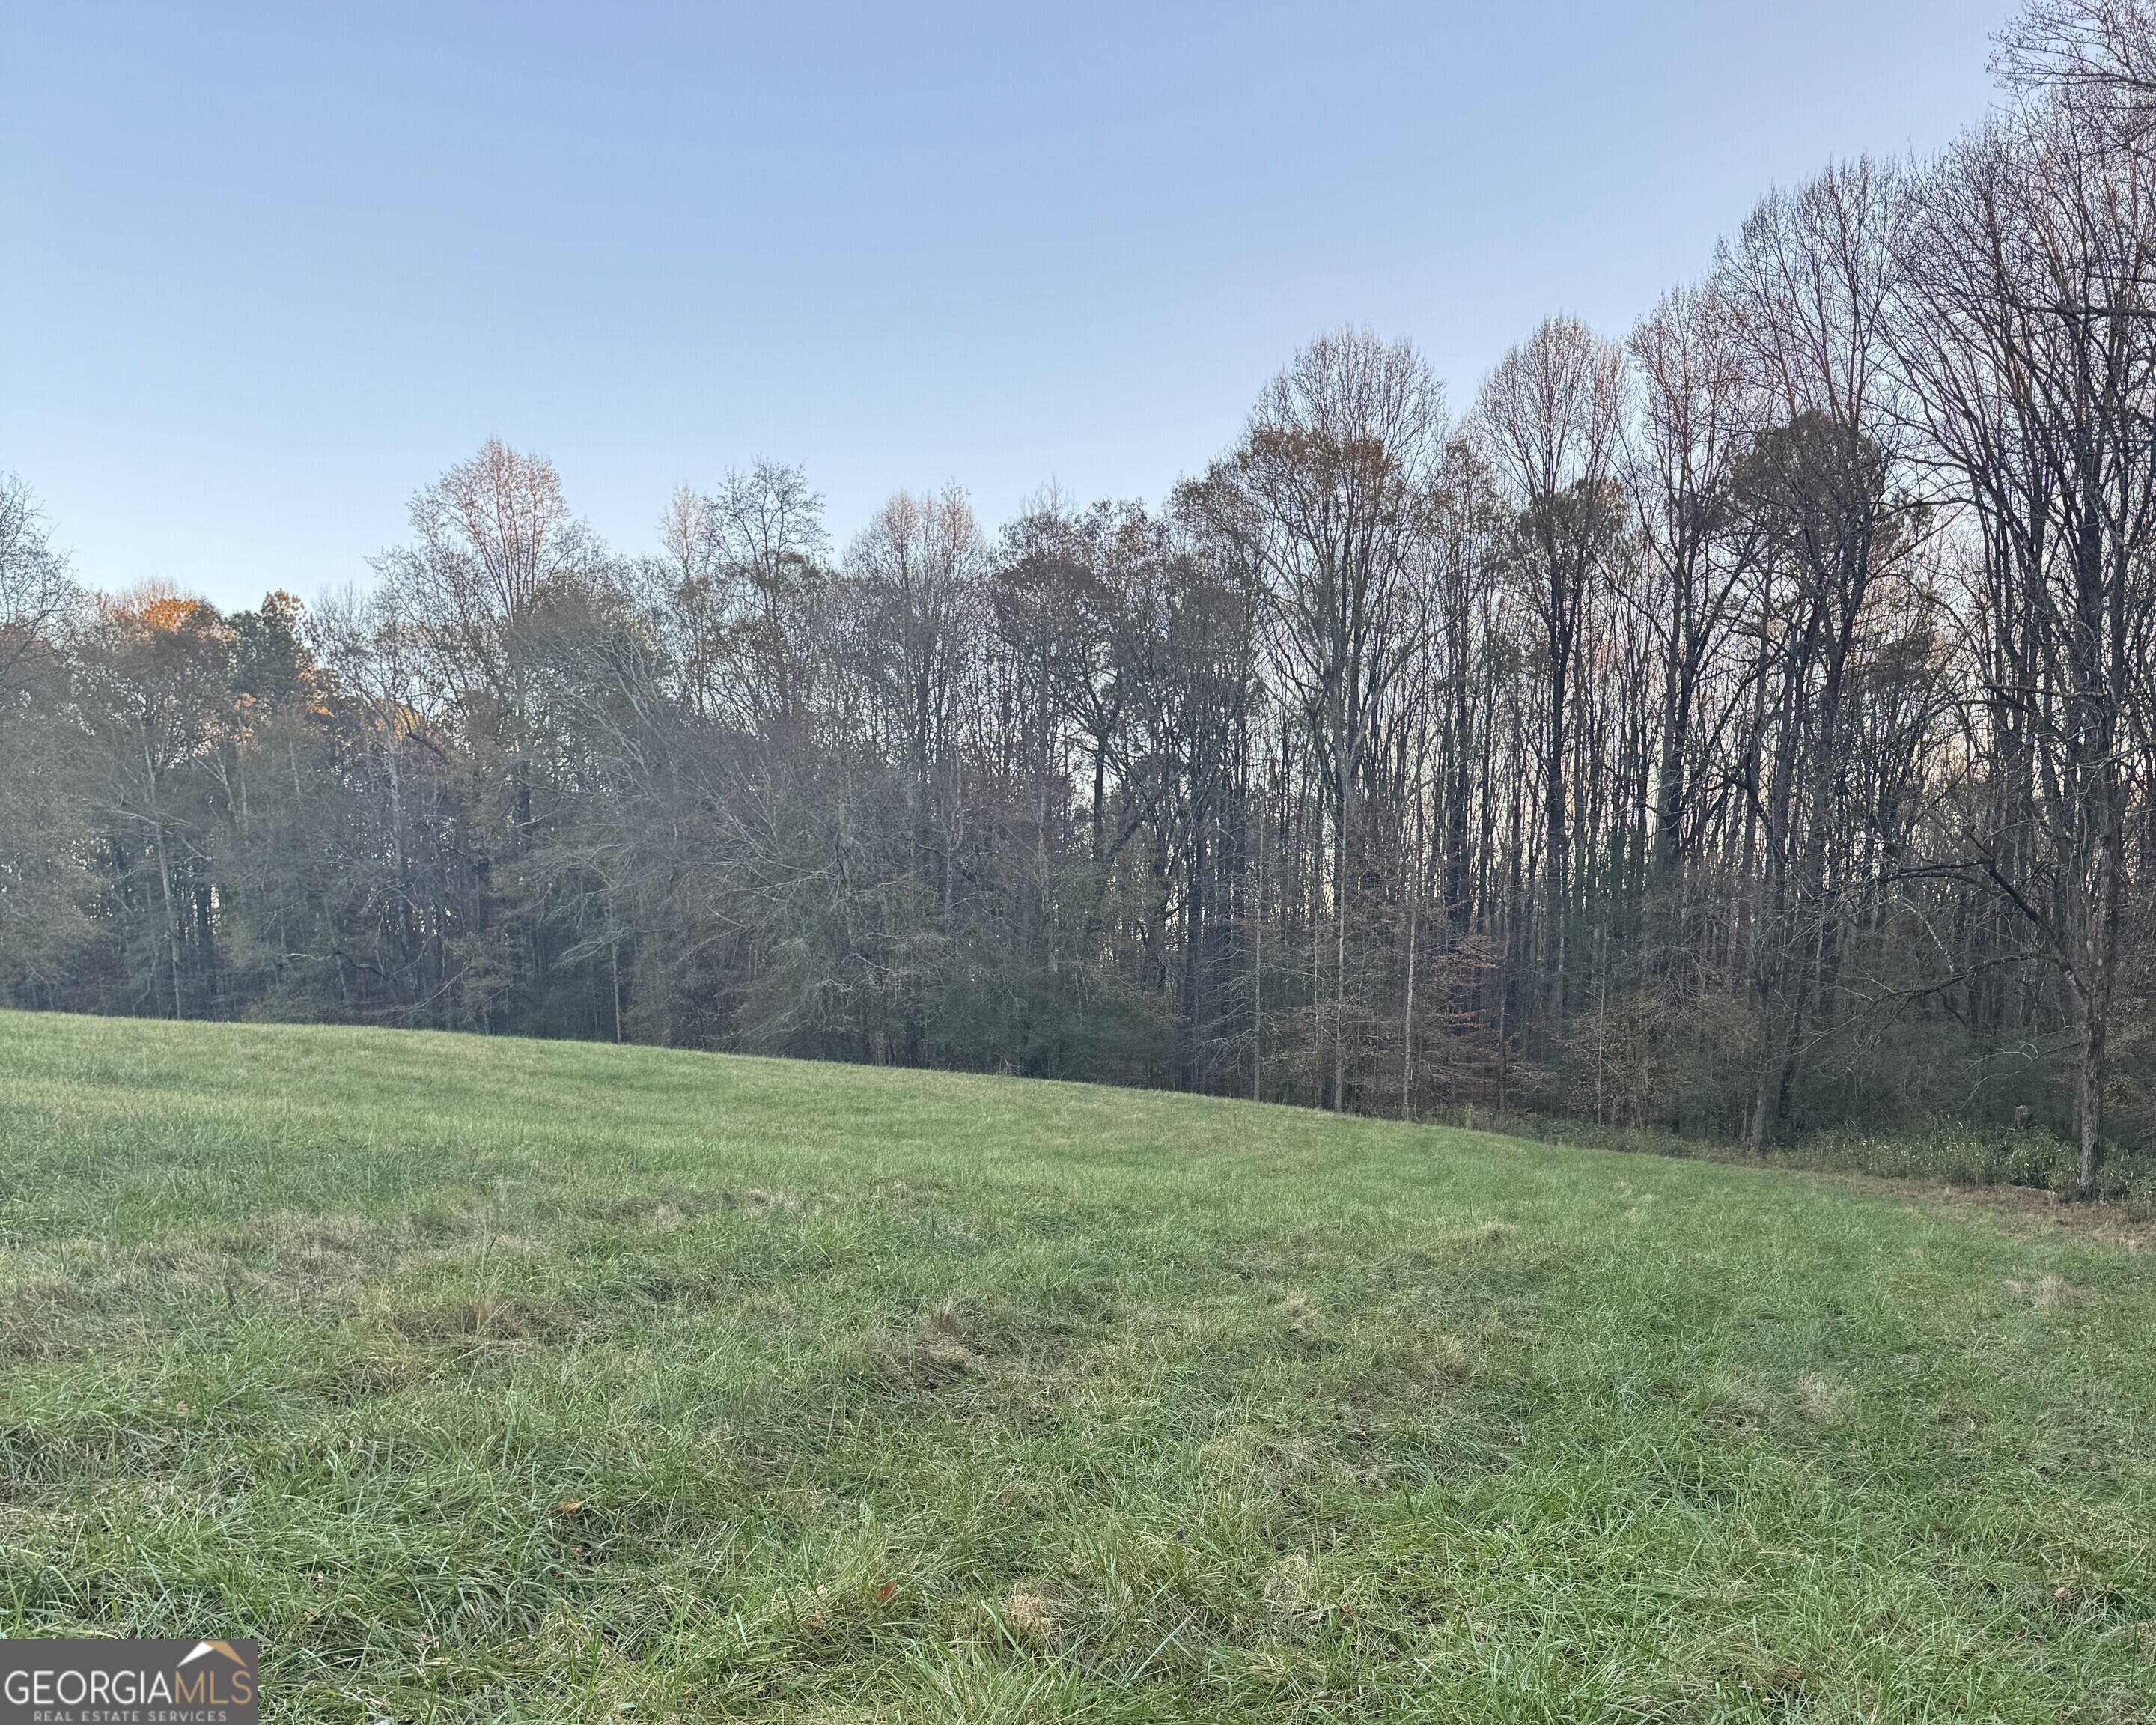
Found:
[2006,1274,2097,1313]
[999,1589,1057,1647]
[1797,1372,1857,1422]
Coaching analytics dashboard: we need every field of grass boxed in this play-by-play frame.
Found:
[0,1011,2151,1723]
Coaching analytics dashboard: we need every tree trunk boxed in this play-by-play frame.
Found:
[2076,991,2103,1201]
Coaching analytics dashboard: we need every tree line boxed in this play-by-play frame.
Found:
[2,0,2152,1190]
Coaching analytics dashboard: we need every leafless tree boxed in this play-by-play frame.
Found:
[1896,91,2156,1193]
[1193,329,1446,1109]
[1478,314,1627,1021]
[1996,0,2156,153]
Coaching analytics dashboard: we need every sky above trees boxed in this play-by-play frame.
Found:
[3,0,2014,607]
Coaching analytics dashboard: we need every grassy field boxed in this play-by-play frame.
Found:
[0,1013,2151,1723]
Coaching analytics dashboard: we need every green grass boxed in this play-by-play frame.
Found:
[0,1012,2152,1723]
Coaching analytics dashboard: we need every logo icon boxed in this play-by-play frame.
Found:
[1,1636,259,1723]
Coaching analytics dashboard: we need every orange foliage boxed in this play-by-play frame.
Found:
[99,583,218,636]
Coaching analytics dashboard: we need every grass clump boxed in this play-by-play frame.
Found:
[0,1010,2152,1721]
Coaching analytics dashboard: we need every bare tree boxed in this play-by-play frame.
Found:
[1193,329,1446,1109]
[1478,315,1627,1022]
[1627,286,1758,880]
[1996,0,2156,152]
[651,462,830,733]
[0,475,76,697]
[1897,94,2156,1193]
[376,439,598,755]
[845,487,988,934]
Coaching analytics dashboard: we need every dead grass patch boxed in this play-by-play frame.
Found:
[988,1587,1057,1648]
[351,1348,426,1397]
[1263,1554,1312,1613]
[1419,1332,1474,1381]
[0,1274,88,1358]
[389,1292,580,1344]
[883,1302,990,1387]
[2006,1274,2095,1313]
[1797,1372,1857,1422]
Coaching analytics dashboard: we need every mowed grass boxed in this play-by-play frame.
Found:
[0,1014,2152,1723]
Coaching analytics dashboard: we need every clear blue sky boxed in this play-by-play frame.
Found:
[4,1,2015,607]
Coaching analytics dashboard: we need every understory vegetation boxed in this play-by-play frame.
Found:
[0,1011,2151,1722]
[1419,1107,2156,1205]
